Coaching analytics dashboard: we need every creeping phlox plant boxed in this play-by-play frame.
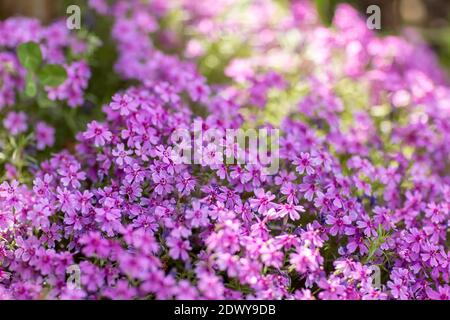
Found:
[0,0,449,300]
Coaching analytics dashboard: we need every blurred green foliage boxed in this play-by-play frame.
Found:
[425,27,450,70]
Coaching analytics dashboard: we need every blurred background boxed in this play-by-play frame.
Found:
[0,0,449,69]
[330,0,450,70]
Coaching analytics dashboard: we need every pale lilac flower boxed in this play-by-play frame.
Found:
[83,121,112,146]
[3,111,27,135]
[35,122,55,150]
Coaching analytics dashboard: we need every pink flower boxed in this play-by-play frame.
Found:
[293,152,318,175]
[175,172,196,196]
[79,231,110,258]
[3,111,27,135]
[175,280,198,300]
[110,93,138,116]
[290,246,322,274]
[58,163,86,189]
[249,188,275,214]
[112,143,133,166]
[186,201,209,228]
[326,214,352,236]
[152,172,173,195]
[426,285,450,300]
[35,122,55,150]
[167,236,191,261]
[277,203,305,221]
[83,120,112,146]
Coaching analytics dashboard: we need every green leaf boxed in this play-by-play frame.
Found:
[315,0,334,26]
[25,73,37,97]
[17,42,42,71]
[37,93,54,109]
[37,64,67,87]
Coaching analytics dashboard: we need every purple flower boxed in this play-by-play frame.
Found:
[3,111,27,135]
[290,246,322,274]
[46,61,91,107]
[112,143,134,166]
[249,188,275,214]
[326,214,352,236]
[186,201,209,228]
[426,285,450,300]
[35,122,55,150]
[83,121,112,146]
[277,203,305,221]
[152,172,173,195]
[175,172,196,196]
[94,198,122,236]
[356,215,377,237]
[167,236,191,261]
[110,93,138,116]
[174,280,198,300]
[293,152,318,175]
[79,232,111,259]
[58,163,86,189]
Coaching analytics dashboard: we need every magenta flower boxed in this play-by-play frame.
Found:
[112,143,134,166]
[83,120,112,146]
[426,285,450,300]
[58,163,86,189]
[174,280,198,300]
[186,201,209,227]
[274,170,296,185]
[298,176,319,201]
[249,188,275,214]
[293,152,318,175]
[118,252,150,280]
[166,236,192,261]
[94,199,122,236]
[79,231,111,259]
[3,111,27,136]
[280,182,300,204]
[326,214,352,236]
[152,172,173,195]
[46,61,91,107]
[277,203,305,221]
[110,93,138,116]
[421,243,441,267]
[356,215,377,237]
[175,172,196,196]
[35,122,55,150]
[387,278,410,300]
[0,179,23,211]
[290,246,322,274]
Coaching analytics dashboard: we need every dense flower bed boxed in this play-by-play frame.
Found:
[0,0,449,300]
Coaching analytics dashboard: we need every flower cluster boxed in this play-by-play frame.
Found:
[0,17,92,171]
[0,0,448,300]
[0,18,91,109]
